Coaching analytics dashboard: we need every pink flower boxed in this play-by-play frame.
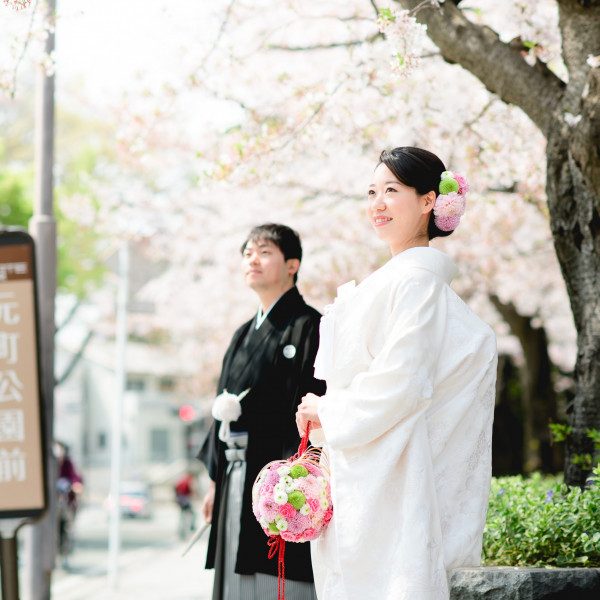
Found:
[435,215,462,231]
[433,192,466,231]
[259,497,279,522]
[453,173,469,196]
[296,478,321,498]
[265,470,280,486]
[323,508,333,524]
[302,528,317,541]
[307,498,321,513]
[259,484,274,496]
[280,531,302,542]
[287,513,311,534]
[303,462,321,476]
[279,503,296,519]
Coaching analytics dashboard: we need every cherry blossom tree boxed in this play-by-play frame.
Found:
[2,1,584,475]
[72,1,576,474]
[392,0,600,487]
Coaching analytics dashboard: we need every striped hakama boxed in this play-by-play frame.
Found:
[212,435,317,600]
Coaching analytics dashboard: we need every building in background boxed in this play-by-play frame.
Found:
[52,241,211,496]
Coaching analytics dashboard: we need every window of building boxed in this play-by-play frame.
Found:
[158,377,176,392]
[150,428,169,461]
[126,376,146,391]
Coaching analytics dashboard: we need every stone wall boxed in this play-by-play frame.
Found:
[450,567,600,599]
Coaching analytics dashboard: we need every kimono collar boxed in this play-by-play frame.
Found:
[391,246,458,284]
[261,286,305,329]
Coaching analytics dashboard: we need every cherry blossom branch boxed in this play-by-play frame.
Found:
[278,75,348,152]
[3,0,32,9]
[393,0,565,136]
[267,32,382,52]
[7,0,40,99]
[197,0,237,71]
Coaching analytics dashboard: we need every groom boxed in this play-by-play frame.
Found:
[197,223,325,599]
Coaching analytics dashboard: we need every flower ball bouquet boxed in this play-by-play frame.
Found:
[252,447,333,543]
[251,427,333,599]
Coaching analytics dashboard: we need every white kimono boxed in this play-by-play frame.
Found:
[310,247,497,600]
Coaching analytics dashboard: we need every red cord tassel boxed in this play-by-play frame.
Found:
[267,536,286,600]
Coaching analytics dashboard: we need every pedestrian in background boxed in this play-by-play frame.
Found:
[55,440,84,568]
[174,471,197,539]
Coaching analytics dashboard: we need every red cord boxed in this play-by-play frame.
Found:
[267,536,286,600]
[298,421,311,456]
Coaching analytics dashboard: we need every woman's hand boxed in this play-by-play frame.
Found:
[296,393,323,437]
[201,480,216,524]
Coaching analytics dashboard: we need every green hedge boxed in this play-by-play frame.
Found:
[482,464,600,567]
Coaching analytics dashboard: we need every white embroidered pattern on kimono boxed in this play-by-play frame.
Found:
[310,247,498,600]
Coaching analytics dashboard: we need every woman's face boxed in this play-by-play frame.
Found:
[367,163,434,255]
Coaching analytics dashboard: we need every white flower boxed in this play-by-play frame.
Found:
[378,8,429,80]
[274,490,288,505]
[277,466,291,476]
[320,498,330,509]
[282,475,293,486]
[587,54,600,69]
[300,504,310,516]
[275,518,288,531]
[260,518,268,529]
[317,476,327,486]
[564,113,582,127]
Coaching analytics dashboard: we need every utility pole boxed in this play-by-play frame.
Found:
[25,1,57,598]
[108,239,129,589]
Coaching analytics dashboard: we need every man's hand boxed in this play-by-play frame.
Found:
[201,480,216,524]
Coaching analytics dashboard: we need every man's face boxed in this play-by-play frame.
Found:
[242,239,294,292]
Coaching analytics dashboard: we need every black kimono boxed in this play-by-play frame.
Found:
[198,286,326,583]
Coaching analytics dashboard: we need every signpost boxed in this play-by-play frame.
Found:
[0,229,47,600]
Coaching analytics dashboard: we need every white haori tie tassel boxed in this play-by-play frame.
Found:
[211,388,250,442]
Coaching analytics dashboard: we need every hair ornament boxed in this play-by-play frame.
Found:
[434,171,469,231]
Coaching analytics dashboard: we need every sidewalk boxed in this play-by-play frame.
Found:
[50,534,215,600]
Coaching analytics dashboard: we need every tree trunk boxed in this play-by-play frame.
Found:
[489,295,561,473]
[546,117,600,487]
[544,2,600,486]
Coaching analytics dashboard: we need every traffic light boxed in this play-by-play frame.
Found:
[178,405,195,422]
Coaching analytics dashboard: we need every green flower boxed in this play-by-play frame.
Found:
[289,465,309,479]
[439,178,459,194]
[287,490,306,510]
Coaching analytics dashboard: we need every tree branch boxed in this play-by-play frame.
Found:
[55,330,94,387]
[268,32,382,52]
[394,0,566,137]
[9,0,40,99]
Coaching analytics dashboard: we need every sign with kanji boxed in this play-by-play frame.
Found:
[0,230,46,518]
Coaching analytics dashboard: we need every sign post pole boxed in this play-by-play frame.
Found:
[0,230,48,600]
[0,520,24,600]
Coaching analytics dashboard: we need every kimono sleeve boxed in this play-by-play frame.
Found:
[196,420,221,481]
[318,272,447,451]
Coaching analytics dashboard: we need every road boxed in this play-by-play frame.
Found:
[47,500,214,600]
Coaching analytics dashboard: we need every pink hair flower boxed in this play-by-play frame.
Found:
[453,173,469,196]
[433,191,466,232]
